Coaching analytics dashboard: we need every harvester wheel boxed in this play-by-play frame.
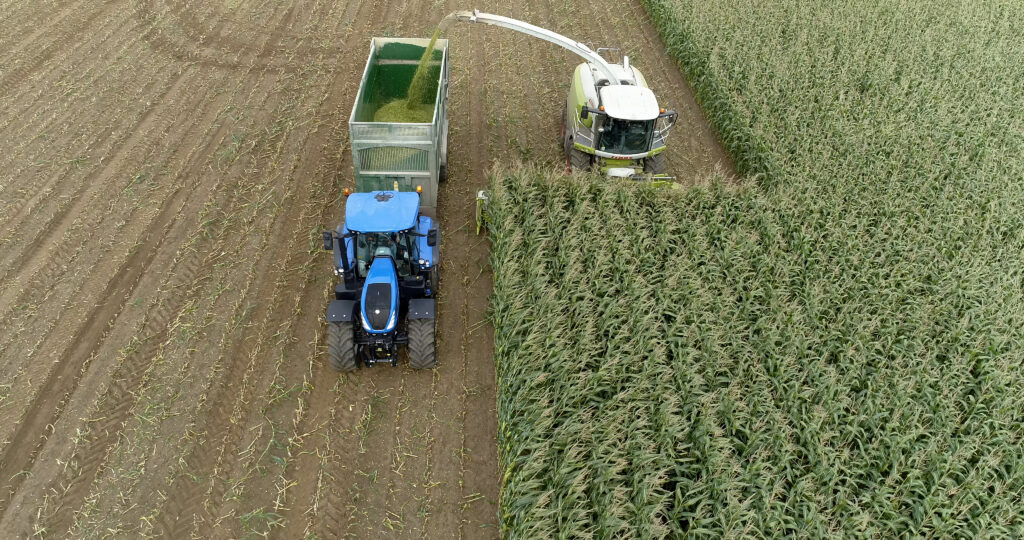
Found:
[644,152,667,175]
[327,322,357,372]
[569,149,591,171]
[561,106,570,154]
[407,318,437,369]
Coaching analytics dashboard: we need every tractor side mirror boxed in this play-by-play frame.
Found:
[427,229,438,247]
[322,231,333,251]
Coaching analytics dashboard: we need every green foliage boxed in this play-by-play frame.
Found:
[406,28,442,107]
[372,99,434,123]
[488,167,1023,537]
[490,1,1024,536]
[372,30,441,123]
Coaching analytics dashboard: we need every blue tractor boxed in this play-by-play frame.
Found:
[322,191,439,371]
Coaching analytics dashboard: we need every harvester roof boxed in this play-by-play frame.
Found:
[599,86,660,121]
[345,191,420,232]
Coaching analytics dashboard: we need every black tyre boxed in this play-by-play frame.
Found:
[569,148,592,171]
[644,152,667,175]
[439,117,449,182]
[561,106,570,155]
[407,318,436,369]
[327,321,357,372]
[429,265,440,296]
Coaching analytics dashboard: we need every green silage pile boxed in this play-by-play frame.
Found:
[373,100,434,123]
[373,29,441,123]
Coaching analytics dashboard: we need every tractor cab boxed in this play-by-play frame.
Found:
[340,191,437,283]
[322,191,439,370]
[354,230,423,278]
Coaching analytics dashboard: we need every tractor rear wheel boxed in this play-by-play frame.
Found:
[569,149,591,171]
[407,318,436,369]
[644,152,667,175]
[327,322,357,372]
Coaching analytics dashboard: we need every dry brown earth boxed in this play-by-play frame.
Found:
[0,0,730,537]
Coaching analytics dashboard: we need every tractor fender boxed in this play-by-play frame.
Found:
[326,299,356,323]
[407,298,436,320]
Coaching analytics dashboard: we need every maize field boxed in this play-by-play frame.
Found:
[488,0,1024,536]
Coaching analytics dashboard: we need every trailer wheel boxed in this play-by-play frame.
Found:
[407,318,436,369]
[439,116,449,183]
[569,149,591,171]
[644,153,667,175]
[327,322,357,372]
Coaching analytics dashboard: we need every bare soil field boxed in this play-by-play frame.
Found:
[0,0,730,537]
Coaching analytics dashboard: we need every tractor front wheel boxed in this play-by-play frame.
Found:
[429,266,440,296]
[327,321,357,372]
[407,318,437,369]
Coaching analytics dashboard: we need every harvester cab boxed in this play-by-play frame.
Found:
[570,65,678,177]
[322,191,439,371]
[441,10,679,179]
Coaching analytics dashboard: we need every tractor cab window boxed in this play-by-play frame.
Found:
[598,118,654,155]
[355,231,417,277]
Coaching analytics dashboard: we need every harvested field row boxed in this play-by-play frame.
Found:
[0,0,728,537]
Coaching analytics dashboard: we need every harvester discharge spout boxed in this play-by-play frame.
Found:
[439,10,621,85]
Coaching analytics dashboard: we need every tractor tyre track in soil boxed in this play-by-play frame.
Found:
[0,0,731,537]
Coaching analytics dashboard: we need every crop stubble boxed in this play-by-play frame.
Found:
[0,0,729,537]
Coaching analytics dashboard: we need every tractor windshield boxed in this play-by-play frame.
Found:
[598,118,654,155]
[355,231,417,277]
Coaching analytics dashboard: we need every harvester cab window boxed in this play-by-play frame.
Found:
[599,118,654,155]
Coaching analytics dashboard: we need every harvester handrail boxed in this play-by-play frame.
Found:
[442,10,621,85]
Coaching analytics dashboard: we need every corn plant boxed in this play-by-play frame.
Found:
[489,1,1024,536]
[487,162,1023,537]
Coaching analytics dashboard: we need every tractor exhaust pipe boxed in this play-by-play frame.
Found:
[338,234,356,291]
[325,230,357,291]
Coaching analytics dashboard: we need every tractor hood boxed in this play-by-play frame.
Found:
[361,255,399,333]
[599,86,660,121]
[345,191,420,233]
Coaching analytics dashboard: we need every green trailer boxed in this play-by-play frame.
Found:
[349,37,450,214]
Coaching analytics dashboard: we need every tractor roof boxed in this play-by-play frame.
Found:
[345,191,419,233]
[599,86,660,121]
